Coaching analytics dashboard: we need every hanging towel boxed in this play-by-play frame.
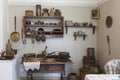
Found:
[23,61,40,71]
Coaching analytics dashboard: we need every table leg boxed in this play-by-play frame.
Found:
[27,73,33,80]
[61,73,65,80]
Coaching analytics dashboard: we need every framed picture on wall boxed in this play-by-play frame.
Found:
[91,8,100,19]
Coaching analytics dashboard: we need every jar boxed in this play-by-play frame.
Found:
[68,73,78,80]
[36,5,41,16]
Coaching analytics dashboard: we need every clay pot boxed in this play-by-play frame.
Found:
[41,35,46,42]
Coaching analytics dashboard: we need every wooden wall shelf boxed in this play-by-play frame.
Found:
[24,24,63,27]
[66,26,96,34]
[25,31,64,38]
[73,34,87,41]
[24,16,64,19]
[23,16,64,38]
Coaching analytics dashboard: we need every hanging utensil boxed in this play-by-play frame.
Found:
[23,28,27,44]
[10,16,20,42]
[21,26,26,44]
[107,35,111,55]
[21,26,24,43]
[44,46,47,51]
[31,31,35,44]
[31,27,35,44]
[41,35,46,42]
[36,35,41,42]
[36,28,44,42]
[21,20,27,44]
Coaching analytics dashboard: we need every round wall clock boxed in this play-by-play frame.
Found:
[106,16,113,28]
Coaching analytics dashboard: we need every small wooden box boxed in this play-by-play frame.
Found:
[25,10,33,16]
[65,21,73,27]
[87,48,94,57]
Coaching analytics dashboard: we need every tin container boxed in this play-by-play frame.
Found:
[36,5,41,16]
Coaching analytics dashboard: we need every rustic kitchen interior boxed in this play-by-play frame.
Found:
[1,0,120,80]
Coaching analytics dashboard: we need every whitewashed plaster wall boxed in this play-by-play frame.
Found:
[0,0,8,51]
[8,0,98,7]
[0,0,12,80]
[8,0,98,3]
[97,0,120,69]
[8,5,97,77]
[0,0,4,51]
[8,0,110,6]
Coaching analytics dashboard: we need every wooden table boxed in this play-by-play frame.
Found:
[85,74,120,80]
[23,59,73,80]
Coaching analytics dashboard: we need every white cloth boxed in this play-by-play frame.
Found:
[85,74,120,80]
[104,59,120,74]
[23,61,40,71]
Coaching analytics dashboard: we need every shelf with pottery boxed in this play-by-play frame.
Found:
[75,26,95,34]
[66,26,95,34]
[23,16,64,38]
[25,30,64,38]
[65,21,96,34]
[24,16,64,19]
[73,31,87,41]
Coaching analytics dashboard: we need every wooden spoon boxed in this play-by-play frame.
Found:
[31,35,35,44]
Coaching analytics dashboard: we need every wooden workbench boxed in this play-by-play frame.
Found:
[23,58,73,80]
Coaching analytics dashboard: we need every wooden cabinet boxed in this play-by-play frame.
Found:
[23,16,64,38]
[79,68,98,80]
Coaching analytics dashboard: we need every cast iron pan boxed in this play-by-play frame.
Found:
[36,35,41,41]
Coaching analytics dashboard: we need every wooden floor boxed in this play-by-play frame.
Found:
[20,77,66,80]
